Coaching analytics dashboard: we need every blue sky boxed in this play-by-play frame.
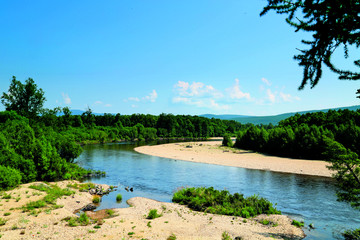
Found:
[0,0,359,116]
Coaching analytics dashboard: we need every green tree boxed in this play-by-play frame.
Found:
[1,76,46,117]
[261,1,360,89]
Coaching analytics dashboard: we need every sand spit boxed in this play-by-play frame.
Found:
[135,141,333,177]
[0,180,305,240]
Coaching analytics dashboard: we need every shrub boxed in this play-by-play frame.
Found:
[0,165,22,190]
[167,233,177,240]
[78,213,90,225]
[221,231,231,240]
[342,228,360,240]
[291,220,304,228]
[147,209,162,219]
[116,194,122,202]
[0,218,7,226]
[172,187,281,218]
[92,196,100,204]
[222,134,233,147]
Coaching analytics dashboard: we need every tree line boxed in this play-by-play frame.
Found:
[0,77,246,190]
[233,110,360,160]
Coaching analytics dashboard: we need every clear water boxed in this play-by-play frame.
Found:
[76,141,360,240]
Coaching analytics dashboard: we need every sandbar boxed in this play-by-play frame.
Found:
[135,140,333,178]
[0,180,305,240]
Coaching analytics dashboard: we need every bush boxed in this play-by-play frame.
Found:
[291,220,304,228]
[93,196,100,204]
[116,194,122,202]
[0,165,22,190]
[342,228,360,240]
[147,209,162,219]
[222,134,233,147]
[172,187,281,218]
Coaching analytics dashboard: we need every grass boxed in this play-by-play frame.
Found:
[146,209,162,219]
[221,231,231,240]
[64,213,91,227]
[67,182,96,192]
[92,196,101,204]
[291,220,304,228]
[116,194,122,202]
[0,218,7,226]
[22,184,74,212]
[2,194,11,199]
[3,213,10,216]
[167,233,177,240]
[172,187,281,218]
[105,209,115,217]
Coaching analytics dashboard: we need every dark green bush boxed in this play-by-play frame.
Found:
[172,187,281,218]
[342,228,360,240]
[222,134,233,147]
[147,209,162,219]
[0,165,22,190]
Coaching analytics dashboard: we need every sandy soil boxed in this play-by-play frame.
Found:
[0,180,305,240]
[135,140,333,178]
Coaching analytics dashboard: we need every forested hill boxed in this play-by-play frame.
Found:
[201,105,360,125]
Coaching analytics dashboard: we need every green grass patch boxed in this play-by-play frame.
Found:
[92,196,100,204]
[63,213,91,227]
[22,184,74,212]
[0,218,7,226]
[291,220,304,228]
[116,193,122,202]
[172,187,281,218]
[167,233,177,240]
[146,209,162,219]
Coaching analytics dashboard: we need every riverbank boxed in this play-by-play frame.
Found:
[0,180,304,240]
[135,140,333,177]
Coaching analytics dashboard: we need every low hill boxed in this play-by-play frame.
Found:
[200,105,360,125]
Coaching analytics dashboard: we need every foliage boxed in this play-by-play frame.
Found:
[221,231,232,240]
[167,234,177,240]
[342,228,360,240]
[323,137,360,209]
[233,109,360,160]
[222,134,233,147]
[92,196,100,204]
[1,76,46,117]
[261,1,360,89]
[0,165,22,190]
[23,184,73,211]
[146,209,162,219]
[116,194,122,202]
[172,187,281,218]
[291,220,304,228]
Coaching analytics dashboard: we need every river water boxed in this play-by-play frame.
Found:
[75,141,360,240]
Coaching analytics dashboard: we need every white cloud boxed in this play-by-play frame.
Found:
[143,90,158,102]
[174,81,223,98]
[127,97,140,102]
[261,77,271,86]
[227,79,251,100]
[104,104,112,107]
[94,101,103,105]
[61,93,71,105]
[279,92,301,102]
[266,89,276,103]
[125,90,158,104]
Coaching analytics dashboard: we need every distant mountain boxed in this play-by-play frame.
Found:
[200,114,250,120]
[201,105,360,125]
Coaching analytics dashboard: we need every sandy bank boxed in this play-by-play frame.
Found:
[135,141,333,177]
[0,181,304,240]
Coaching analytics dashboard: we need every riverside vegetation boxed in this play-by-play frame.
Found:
[172,187,281,218]
[0,77,247,191]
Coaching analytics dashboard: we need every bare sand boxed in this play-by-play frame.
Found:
[0,180,305,240]
[135,140,333,177]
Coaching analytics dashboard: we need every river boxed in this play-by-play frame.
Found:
[75,141,360,240]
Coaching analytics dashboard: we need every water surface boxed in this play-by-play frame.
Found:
[76,142,360,240]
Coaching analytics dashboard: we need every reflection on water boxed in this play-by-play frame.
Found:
[76,142,360,240]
